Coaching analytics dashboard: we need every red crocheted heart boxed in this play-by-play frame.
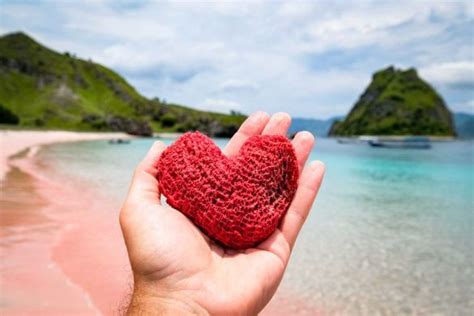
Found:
[156,132,299,249]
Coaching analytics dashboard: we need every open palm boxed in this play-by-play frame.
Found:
[120,112,325,315]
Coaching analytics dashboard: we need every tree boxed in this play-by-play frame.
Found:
[0,104,19,125]
[161,113,177,128]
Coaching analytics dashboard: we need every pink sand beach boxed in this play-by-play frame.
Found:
[1,131,133,315]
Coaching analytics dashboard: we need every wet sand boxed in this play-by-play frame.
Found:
[0,131,318,315]
[1,166,100,314]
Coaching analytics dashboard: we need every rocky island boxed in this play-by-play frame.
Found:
[329,66,455,137]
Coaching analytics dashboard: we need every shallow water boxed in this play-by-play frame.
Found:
[38,138,474,315]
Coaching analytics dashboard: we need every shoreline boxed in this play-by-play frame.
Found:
[329,135,457,142]
[154,132,184,139]
[0,130,134,180]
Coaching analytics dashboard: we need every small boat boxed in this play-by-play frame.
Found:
[368,136,431,149]
[108,139,130,144]
[337,138,356,144]
[337,136,379,144]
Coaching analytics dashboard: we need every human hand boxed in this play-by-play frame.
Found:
[120,112,325,315]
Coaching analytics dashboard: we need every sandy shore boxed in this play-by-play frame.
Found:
[154,132,184,139]
[0,130,133,180]
[0,130,134,315]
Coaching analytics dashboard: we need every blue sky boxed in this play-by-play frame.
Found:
[0,0,473,118]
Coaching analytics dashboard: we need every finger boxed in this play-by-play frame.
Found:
[291,131,314,174]
[223,111,270,156]
[280,160,325,249]
[129,141,167,201]
[136,140,167,177]
[262,112,291,136]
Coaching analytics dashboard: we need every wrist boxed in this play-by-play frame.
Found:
[127,279,208,316]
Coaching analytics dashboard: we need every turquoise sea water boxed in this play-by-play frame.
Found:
[38,138,473,315]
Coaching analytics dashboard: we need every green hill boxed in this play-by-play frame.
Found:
[329,66,455,136]
[0,32,245,136]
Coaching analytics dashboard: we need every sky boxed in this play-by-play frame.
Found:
[0,0,473,118]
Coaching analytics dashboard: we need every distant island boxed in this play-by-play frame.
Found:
[454,112,474,139]
[288,117,343,138]
[0,32,245,136]
[329,66,456,137]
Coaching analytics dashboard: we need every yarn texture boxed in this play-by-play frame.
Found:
[157,132,299,249]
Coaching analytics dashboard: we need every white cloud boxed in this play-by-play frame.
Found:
[451,99,474,114]
[300,2,463,54]
[95,42,219,73]
[66,17,174,43]
[277,1,316,18]
[463,99,474,110]
[200,98,242,114]
[420,61,474,89]
[218,79,258,93]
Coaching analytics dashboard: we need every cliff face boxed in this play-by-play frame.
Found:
[329,66,455,136]
[0,32,245,136]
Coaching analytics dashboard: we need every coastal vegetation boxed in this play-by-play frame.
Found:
[0,32,245,136]
[0,103,19,124]
[329,66,456,136]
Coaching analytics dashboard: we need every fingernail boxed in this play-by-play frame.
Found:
[249,111,268,123]
[297,131,315,144]
[309,160,324,171]
[273,112,291,123]
[153,140,165,148]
